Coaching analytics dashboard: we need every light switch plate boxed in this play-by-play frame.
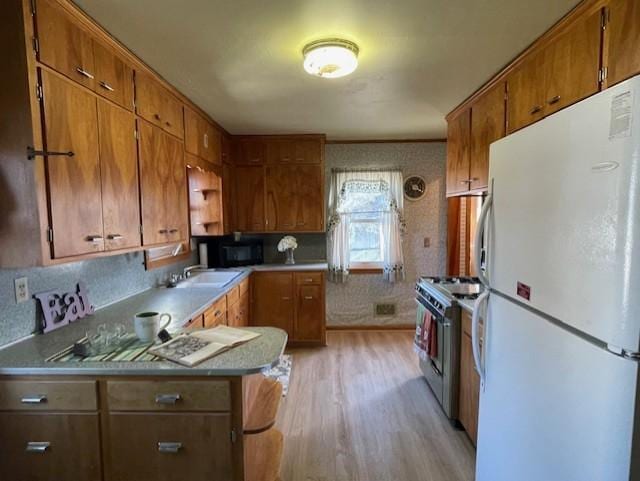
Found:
[423,237,431,248]
[14,277,29,304]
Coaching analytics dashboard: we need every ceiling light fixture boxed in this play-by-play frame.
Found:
[302,38,359,78]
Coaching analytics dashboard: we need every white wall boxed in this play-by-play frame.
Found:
[325,142,448,327]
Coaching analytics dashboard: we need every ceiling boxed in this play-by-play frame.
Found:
[74,0,580,140]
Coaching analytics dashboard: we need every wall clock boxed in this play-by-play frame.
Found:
[403,175,426,201]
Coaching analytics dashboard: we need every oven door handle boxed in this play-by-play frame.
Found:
[414,298,450,327]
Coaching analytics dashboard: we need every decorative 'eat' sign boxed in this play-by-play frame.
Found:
[34,282,95,333]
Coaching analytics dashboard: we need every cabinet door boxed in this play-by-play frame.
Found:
[138,121,177,246]
[543,10,602,116]
[183,105,202,158]
[107,413,233,481]
[238,291,250,327]
[203,123,222,165]
[0,413,101,481]
[606,0,640,87]
[266,139,295,164]
[251,273,294,336]
[41,70,104,257]
[222,162,234,234]
[237,138,266,164]
[136,73,184,139]
[98,100,141,251]
[294,139,322,163]
[234,166,266,232]
[165,137,188,244]
[93,40,134,110]
[295,165,324,231]
[294,285,325,342]
[266,165,297,231]
[445,109,471,195]
[36,0,95,90]
[506,52,546,134]
[459,312,480,446]
[470,83,505,191]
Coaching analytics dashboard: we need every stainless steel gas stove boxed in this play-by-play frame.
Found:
[414,276,483,423]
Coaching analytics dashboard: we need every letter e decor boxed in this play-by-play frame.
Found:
[34,282,95,333]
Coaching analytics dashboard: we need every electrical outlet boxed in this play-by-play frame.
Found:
[423,237,431,248]
[14,277,29,304]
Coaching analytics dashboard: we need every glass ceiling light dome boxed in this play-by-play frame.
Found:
[302,39,359,78]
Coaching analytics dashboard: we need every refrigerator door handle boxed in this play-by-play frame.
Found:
[472,290,490,391]
[474,193,493,288]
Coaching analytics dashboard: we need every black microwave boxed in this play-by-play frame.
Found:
[202,237,263,268]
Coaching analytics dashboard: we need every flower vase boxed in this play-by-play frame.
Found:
[285,248,295,265]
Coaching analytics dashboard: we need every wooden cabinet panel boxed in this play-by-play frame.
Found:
[204,296,227,328]
[98,100,141,251]
[107,380,230,412]
[237,138,266,164]
[234,166,266,232]
[543,10,602,116]
[446,109,471,196]
[294,139,322,163]
[0,413,101,481]
[222,161,234,234]
[135,72,184,139]
[470,83,505,191]
[138,121,186,246]
[238,291,250,327]
[203,123,222,165]
[295,272,322,285]
[93,40,134,110]
[606,0,640,87]
[459,311,480,446]
[295,164,324,231]
[183,106,201,158]
[36,0,96,90]
[0,380,97,411]
[266,139,295,164]
[227,299,241,327]
[294,284,325,342]
[41,70,105,257]
[251,272,294,336]
[185,314,204,330]
[107,413,233,481]
[506,52,546,134]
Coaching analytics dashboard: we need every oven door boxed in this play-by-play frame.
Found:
[415,294,447,398]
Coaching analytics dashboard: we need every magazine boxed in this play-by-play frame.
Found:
[149,325,261,367]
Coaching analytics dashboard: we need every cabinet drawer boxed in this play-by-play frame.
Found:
[107,413,233,481]
[226,285,240,306]
[135,72,184,139]
[106,380,230,412]
[295,271,323,285]
[204,296,227,328]
[0,380,97,411]
[0,413,101,481]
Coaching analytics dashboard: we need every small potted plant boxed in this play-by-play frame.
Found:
[277,235,298,265]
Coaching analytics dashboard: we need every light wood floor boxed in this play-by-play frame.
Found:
[276,330,476,481]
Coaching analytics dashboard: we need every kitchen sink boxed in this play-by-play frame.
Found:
[175,270,243,288]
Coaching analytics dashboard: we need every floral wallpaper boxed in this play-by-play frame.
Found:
[324,142,447,327]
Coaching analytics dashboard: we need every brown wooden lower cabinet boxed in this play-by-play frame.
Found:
[459,310,481,446]
[107,413,233,481]
[251,271,326,345]
[0,412,101,481]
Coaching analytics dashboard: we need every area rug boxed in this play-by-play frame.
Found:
[264,354,292,397]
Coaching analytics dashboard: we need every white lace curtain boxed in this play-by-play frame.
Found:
[327,169,406,283]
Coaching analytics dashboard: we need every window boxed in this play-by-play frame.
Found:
[339,181,389,267]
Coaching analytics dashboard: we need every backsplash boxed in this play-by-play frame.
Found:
[0,251,197,348]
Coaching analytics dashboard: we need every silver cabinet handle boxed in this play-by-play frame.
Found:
[529,105,542,115]
[21,394,47,404]
[547,95,561,105]
[26,442,50,453]
[99,81,114,91]
[86,235,103,242]
[155,393,181,405]
[107,234,123,240]
[158,442,182,453]
[76,67,94,79]
[304,296,313,300]
[203,133,208,148]
[305,278,314,282]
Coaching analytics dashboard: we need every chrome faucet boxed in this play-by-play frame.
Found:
[183,265,205,278]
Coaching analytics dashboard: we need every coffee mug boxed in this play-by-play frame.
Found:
[134,312,172,342]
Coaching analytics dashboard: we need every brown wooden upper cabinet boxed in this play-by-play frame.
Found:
[184,106,222,164]
[135,73,184,139]
[35,0,134,110]
[234,166,266,232]
[236,138,266,164]
[469,82,506,192]
[137,121,188,246]
[266,165,324,232]
[266,137,322,164]
[507,9,602,133]
[446,109,471,196]
[605,0,640,87]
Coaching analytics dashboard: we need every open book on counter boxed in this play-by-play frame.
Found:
[149,325,261,367]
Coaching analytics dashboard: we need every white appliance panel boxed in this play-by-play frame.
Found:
[488,76,640,351]
[476,294,637,481]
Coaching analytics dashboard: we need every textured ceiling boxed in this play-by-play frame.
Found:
[73,0,580,140]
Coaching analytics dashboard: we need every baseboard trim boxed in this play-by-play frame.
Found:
[327,324,415,331]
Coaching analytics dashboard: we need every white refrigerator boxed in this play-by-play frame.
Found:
[472,75,640,481]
